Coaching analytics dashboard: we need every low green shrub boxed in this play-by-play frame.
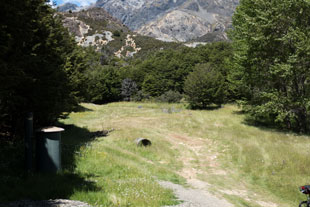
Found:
[157,90,183,103]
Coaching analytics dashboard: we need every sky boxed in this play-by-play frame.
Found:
[54,0,96,7]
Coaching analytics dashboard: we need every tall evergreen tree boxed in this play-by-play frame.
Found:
[231,0,310,132]
[0,0,82,138]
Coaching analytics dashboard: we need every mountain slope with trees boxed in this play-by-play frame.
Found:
[59,7,183,59]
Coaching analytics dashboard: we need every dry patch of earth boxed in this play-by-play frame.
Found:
[160,133,279,207]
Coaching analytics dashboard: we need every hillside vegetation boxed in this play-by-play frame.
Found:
[60,8,184,59]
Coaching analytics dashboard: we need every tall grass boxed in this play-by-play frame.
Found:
[1,102,309,206]
[64,102,310,206]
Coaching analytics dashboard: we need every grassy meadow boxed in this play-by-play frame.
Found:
[1,102,310,206]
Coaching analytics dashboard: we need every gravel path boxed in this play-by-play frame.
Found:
[159,181,233,207]
[2,181,233,207]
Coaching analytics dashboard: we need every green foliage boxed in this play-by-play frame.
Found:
[184,64,225,109]
[132,48,202,97]
[112,30,121,37]
[196,42,233,74]
[131,91,150,102]
[102,33,127,57]
[231,0,310,132]
[0,0,85,137]
[85,65,122,104]
[121,78,138,101]
[133,35,184,59]
[64,46,100,101]
[157,90,183,103]
[123,42,232,100]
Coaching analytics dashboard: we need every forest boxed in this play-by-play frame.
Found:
[1,0,310,142]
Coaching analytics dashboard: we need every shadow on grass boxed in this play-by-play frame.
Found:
[188,105,222,111]
[0,123,108,204]
[242,118,305,135]
[60,124,109,171]
[232,109,308,136]
[73,104,93,112]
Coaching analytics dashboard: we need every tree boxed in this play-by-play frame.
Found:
[121,78,138,101]
[157,90,183,103]
[184,64,225,109]
[85,66,121,104]
[133,48,201,97]
[0,0,84,138]
[231,0,310,132]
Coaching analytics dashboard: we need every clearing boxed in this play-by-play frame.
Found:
[2,102,309,207]
[58,102,309,207]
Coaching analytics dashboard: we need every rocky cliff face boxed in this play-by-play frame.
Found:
[95,0,188,30]
[94,0,239,42]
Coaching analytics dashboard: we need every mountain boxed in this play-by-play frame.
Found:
[57,3,80,12]
[95,0,188,30]
[94,0,239,42]
[59,7,183,58]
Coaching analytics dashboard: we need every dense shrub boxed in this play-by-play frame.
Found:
[85,66,122,104]
[133,48,202,96]
[131,91,150,102]
[121,78,138,101]
[157,90,183,103]
[184,64,225,109]
[113,30,121,37]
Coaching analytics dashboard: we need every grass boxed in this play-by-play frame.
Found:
[1,102,310,206]
[58,102,310,206]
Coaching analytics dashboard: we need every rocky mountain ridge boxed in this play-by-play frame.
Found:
[57,3,80,12]
[94,0,239,42]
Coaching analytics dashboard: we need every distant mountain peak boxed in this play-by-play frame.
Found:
[93,0,239,42]
[57,2,80,12]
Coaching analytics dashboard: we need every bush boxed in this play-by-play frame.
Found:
[131,91,150,102]
[85,66,122,104]
[184,64,226,109]
[121,78,138,101]
[157,90,183,103]
[113,30,121,37]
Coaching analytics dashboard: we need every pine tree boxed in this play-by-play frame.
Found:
[0,0,83,138]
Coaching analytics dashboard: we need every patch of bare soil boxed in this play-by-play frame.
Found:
[159,180,232,207]
[161,133,233,206]
[163,133,279,207]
